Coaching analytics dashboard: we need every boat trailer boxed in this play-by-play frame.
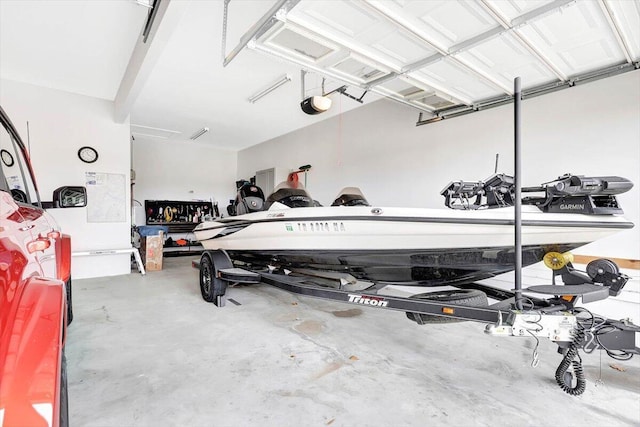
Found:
[194,249,639,396]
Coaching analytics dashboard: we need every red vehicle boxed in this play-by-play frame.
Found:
[0,105,85,427]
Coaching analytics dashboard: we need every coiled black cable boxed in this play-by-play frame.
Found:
[574,308,635,360]
[555,328,586,395]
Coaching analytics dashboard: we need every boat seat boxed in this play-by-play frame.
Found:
[265,187,313,208]
[235,183,265,215]
[331,187,370,206]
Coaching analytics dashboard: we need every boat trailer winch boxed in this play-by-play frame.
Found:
[194,249,639,396]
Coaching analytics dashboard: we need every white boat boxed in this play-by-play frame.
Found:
[193,174,634,286]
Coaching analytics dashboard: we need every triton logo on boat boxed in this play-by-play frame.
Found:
[560,204,585,210]
[348,294,388,307]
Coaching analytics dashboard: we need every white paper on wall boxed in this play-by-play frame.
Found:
[85,172,126,222]
[7,175,22,190]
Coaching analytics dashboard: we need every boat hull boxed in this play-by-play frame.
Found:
[193,206,633,285]
[225,243,585,285]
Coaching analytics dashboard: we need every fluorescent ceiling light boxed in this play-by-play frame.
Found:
[248,74,291,103]
[131,124,181,134]
[190,127,209,140]
[131,132,169,139]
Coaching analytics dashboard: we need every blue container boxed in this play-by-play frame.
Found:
[137,225,169,237]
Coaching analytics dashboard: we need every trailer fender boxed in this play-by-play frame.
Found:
[199,250,232,306]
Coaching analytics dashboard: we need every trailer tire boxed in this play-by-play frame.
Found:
[406,289,488,324]
[200,254,216,302]
[199,250,232,303]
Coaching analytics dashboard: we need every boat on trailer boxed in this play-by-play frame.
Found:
[192,75,638,395]
[191,172,638,396]
[193,173,634,286]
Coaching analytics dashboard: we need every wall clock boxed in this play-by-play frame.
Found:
[78,146,99,164]
[1,149,14,167]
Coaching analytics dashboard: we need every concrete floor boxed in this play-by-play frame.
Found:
[67,257,640,426]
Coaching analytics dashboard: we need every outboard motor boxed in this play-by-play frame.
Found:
[331,187,370,206]
[235,183,265,215]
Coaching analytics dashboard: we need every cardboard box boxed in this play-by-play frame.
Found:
[141,232,163,271]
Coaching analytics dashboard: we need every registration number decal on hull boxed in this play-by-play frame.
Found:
[291,221,347,232]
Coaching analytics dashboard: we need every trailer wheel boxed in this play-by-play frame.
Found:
[199,250,232,304]
[200,254,216,302]
[406,289,488,324]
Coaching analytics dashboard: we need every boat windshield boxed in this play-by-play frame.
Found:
[331,187,370,206]
[266,181,314,208]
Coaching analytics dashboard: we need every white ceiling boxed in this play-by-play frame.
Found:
[0,0,147,100]
[1,0,639,150]
[129,0,374,149]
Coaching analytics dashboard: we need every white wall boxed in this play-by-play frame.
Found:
[0,78,131,279]
[131,137,237,225]
[238,70,640,260]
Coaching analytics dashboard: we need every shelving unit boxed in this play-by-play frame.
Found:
[144,200,213,255]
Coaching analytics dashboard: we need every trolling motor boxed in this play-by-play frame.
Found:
[441,173,633,214]
[522,174,633,214]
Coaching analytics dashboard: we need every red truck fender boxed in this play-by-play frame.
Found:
[54,233,72,284]
[0,276,67,427]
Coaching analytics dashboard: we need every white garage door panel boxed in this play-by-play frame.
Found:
[605,0,640,61]
[456,32,558,89]
[366,0,497,51]
[516,1,626,76]
[483,0,555,22]
[411,58,502,103]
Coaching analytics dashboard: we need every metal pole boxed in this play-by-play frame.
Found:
[514,77,523,310]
